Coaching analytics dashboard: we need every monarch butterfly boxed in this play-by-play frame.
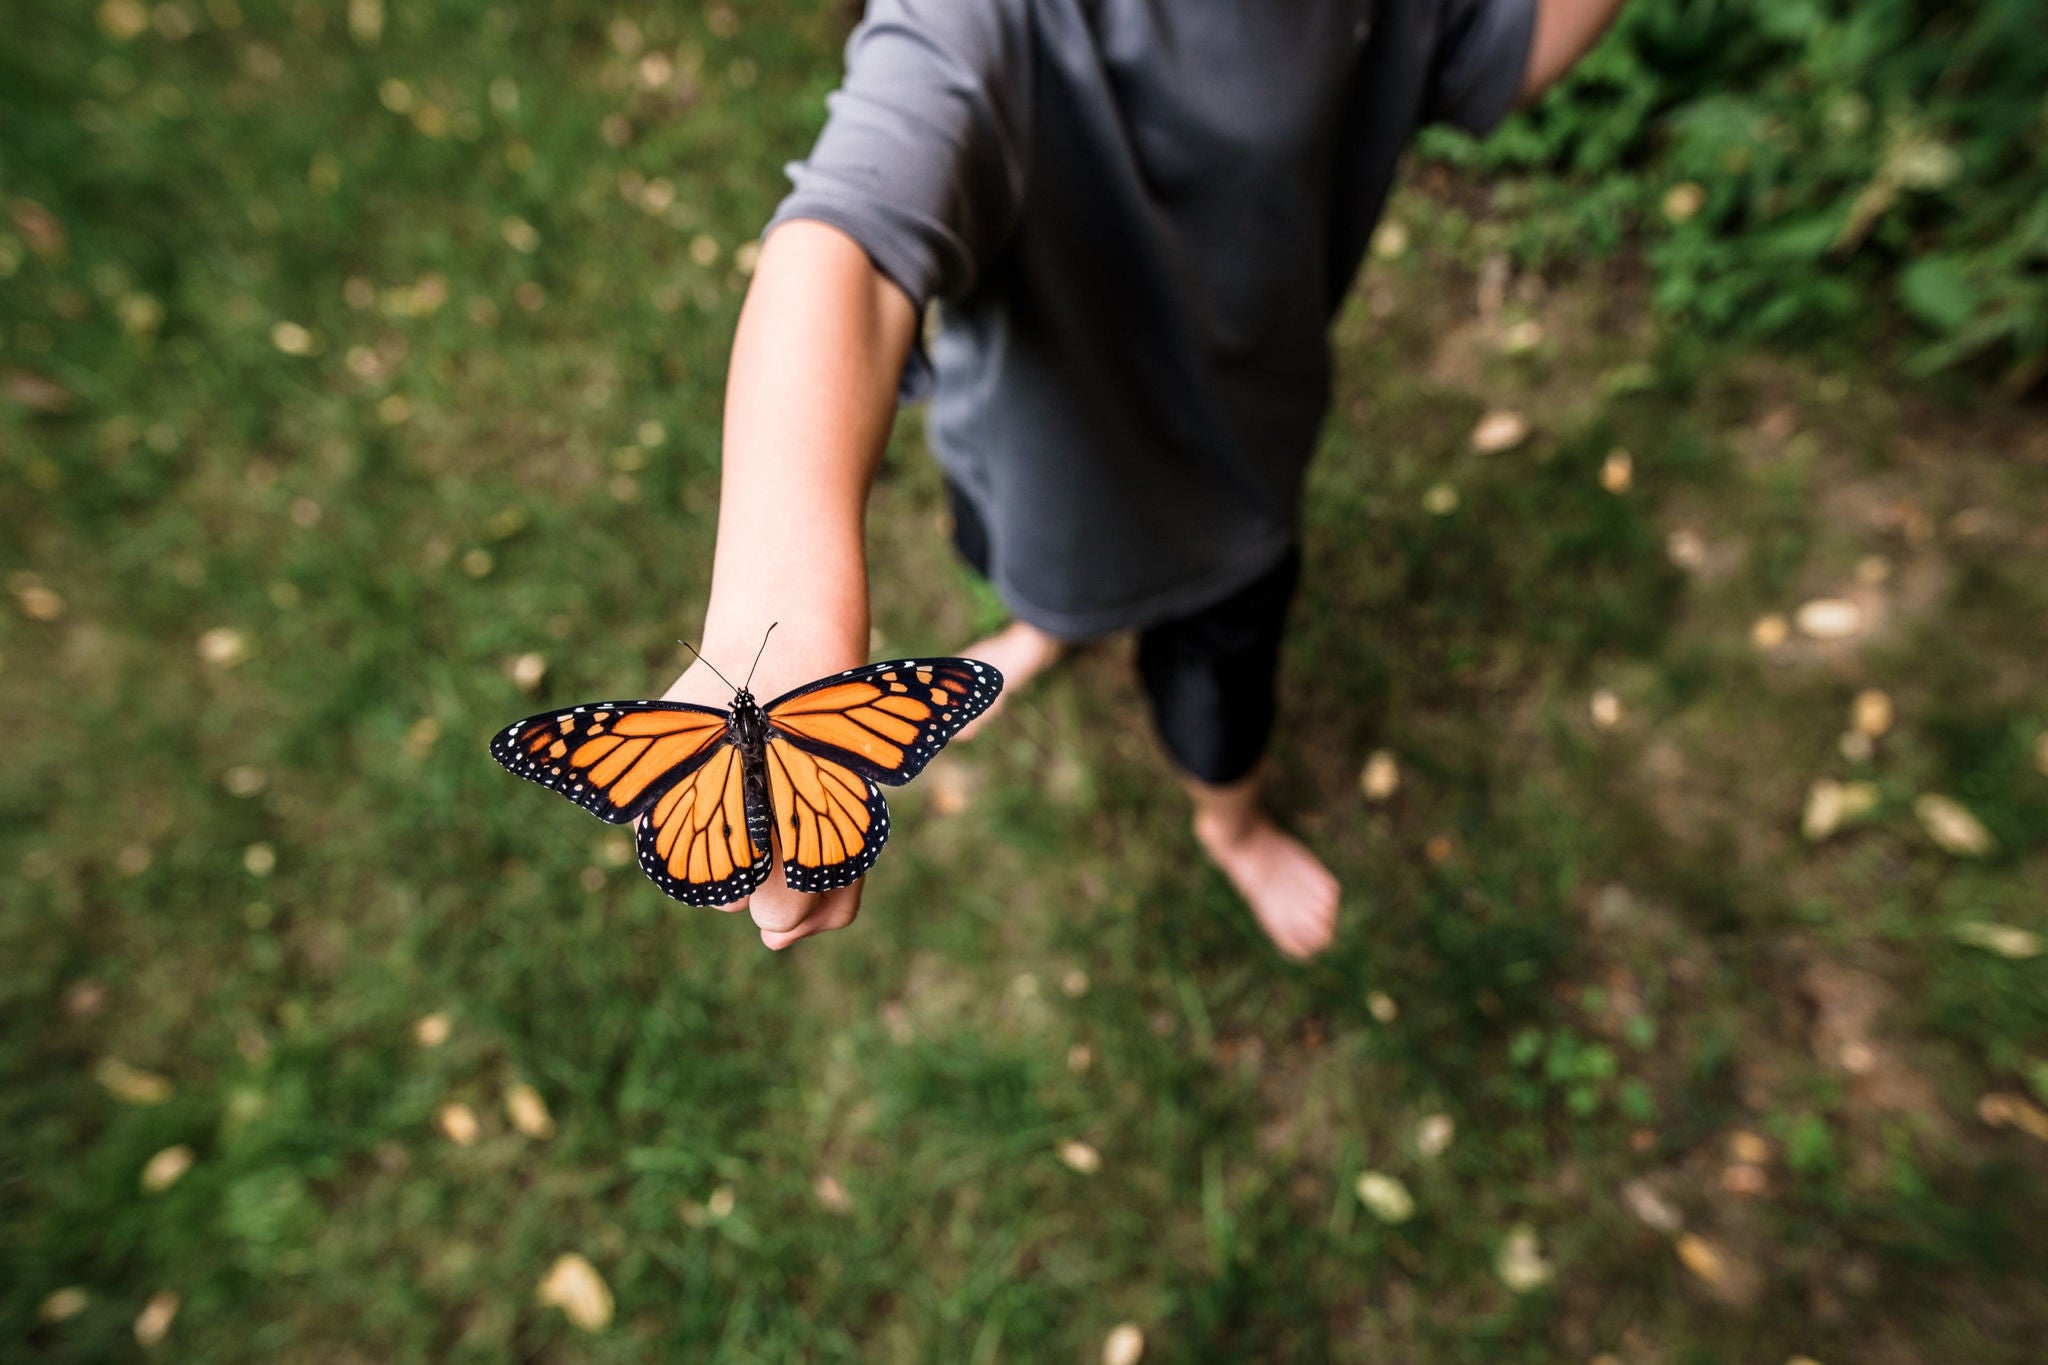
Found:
[489,629,1002,906]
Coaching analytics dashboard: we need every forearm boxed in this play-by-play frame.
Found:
[1517,0,1629,104]
[696,219,920,669]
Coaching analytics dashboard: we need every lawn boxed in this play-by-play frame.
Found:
[4,2,2047,1361]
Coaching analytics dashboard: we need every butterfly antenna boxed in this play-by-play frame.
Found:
[743,622,777,692]
[677,638,739,692]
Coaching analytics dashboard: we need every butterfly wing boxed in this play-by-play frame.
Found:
[762,734,891,894]
[763,658,1003,787]
[635,739,774,906]
[490,700,731,822]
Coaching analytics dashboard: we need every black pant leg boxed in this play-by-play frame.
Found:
[1135,547,1302,786]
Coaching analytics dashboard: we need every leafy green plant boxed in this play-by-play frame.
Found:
[1423,0,2048,387]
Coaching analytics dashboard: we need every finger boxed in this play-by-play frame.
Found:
[758,886,863,950]
[747,871,817,936]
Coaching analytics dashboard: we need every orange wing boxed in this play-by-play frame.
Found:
[490,700,728,822]
[635,741,773,906]
[763,735,891,894]
[763,658,1002,785]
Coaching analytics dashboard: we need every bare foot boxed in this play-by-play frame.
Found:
[1193,807,1341,960]
[956,619,1065,739]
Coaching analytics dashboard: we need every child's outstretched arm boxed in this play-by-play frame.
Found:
[661,218,919,950]
[1519,0,1630,103]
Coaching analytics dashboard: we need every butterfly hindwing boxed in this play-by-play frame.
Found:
[491,700,731,823]
[635,740,774,906]
[763,735,891,894]
[763,658,1002,786]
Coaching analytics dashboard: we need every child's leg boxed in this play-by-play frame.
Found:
[1137,547,1339,960]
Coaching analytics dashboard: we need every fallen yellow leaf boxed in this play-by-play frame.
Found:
[813,1172,853,1213]
[1102,1322,1146,1365]
[1675,1232,1725,1285]
[1360,750,1400,802]
[1794,598,1863,640]
[1415,1113,1455,1158]
[1951,922,2041,960]
[1851,689,1893,737]
[96,1059,173,1105]
[1599,449,1633,493]
[1915,793,1994,856]
[436,1102,480,1146]
[1471,410,1530,454]
[39,1287,89,1323]
[1058,1140,1102,1175]
[1353,1171,1416,1223]
[140,1145,195,1193]
[134,1291,179,1346]
[1495,1225,1553,1293]
[1728,1130,1771,1165]
[1979,1092,2048,1142]
[536,1253,614,1332]
[505,1083,555,1139]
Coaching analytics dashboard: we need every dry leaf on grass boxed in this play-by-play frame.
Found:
[813,1172,853,1213]
[1979,1093,2048,1142]
[436,1102,480,1146]
[1620,1178,1683,1235]
[1470,410,1530,454]
[140,1145,194,1192]
[1802,779,1877,841]
[1102,1322,1146,1365]
[1058,1140,1102,1174]
[1793,598,1864,640]
[39,1288,89,1323]
[1415,1113,1455,1158]
[1495,1225,1553,1293]
[1851,689,1893,737]
[134,1291,179,1346]
[196,627,251,667]
[509,652,547,694]
[1675,1232,1725,1285]
[1728,1130,1771,1165]
[1599,449,1633,492]
[1360,750,1400,802]
[1951,922,2040,960]
[96,1059,173,1105]
[1354,1171,1415,1223]
[505,1083,555,1138]
[536,1253,614,1331]
[1914,794,1993,856]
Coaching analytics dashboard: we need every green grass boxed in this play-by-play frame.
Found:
[6,2,2048,1361]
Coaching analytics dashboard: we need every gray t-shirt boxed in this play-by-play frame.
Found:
[769,0,1537,637]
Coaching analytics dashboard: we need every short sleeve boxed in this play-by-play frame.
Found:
[1422,0,1538,136]
[765,0,1033,313]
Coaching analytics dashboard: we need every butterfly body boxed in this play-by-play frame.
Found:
[491,657,1001,906]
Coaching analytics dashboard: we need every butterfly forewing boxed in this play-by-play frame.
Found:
[490,700,730,823]
[764,658,1002,786]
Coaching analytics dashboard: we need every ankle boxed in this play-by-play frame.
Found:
[1193,802,1260,849]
